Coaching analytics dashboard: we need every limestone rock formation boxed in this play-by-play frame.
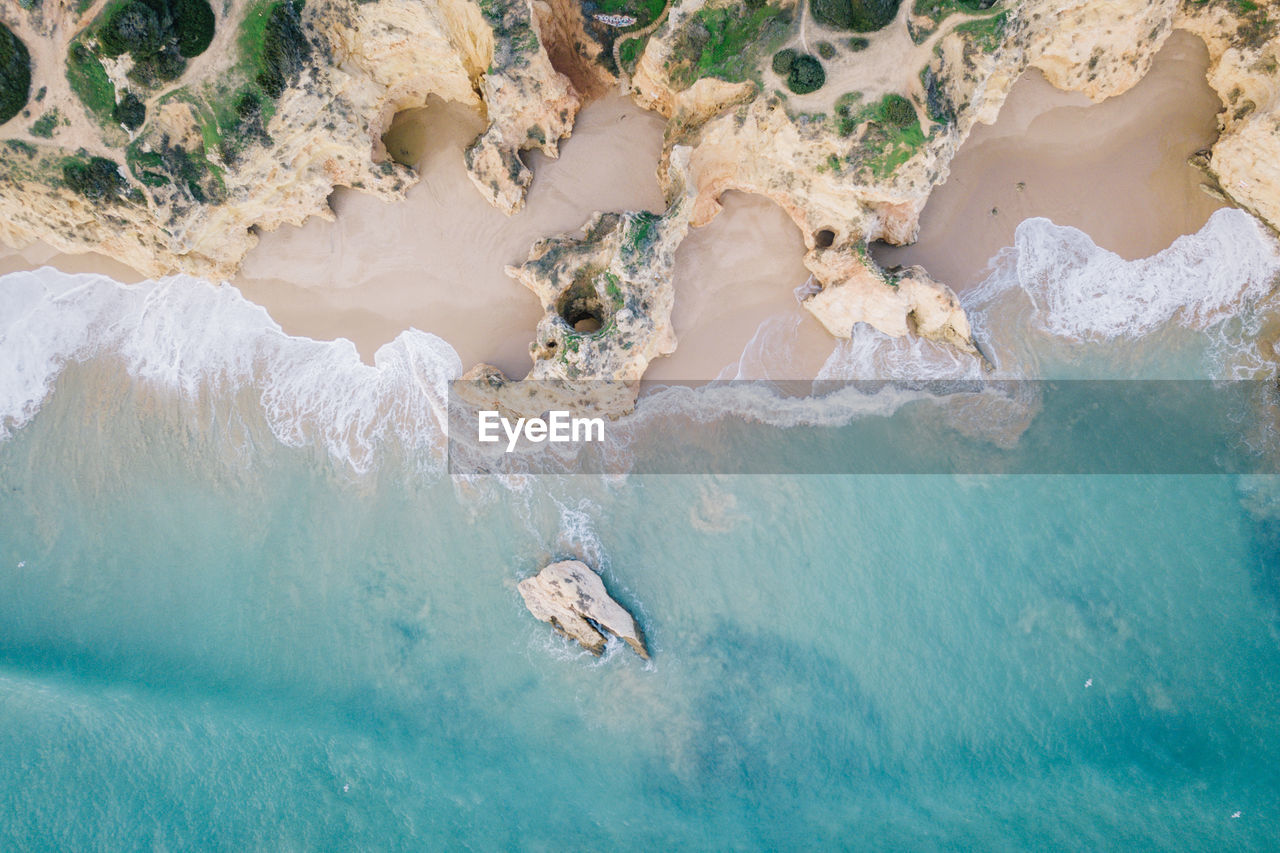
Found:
[0,0,582,277]
[458,147,695,417]
[622,0,1279,355]
[2,0,1278,386]
[517,560,649,658]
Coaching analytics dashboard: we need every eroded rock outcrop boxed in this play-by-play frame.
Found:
[0,0,582,277]
[458,147,694,416]
[621,0,1279,356]
[518,559,649,658]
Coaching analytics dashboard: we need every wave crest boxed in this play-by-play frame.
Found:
[0,269,461,471]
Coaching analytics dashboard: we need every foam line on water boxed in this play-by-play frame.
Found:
[0,268,462,471]
[969,207,1280,341]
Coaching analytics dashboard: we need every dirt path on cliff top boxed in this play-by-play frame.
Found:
[872,30,1227,291]
[778,1,988,119]
[0,6,118,160]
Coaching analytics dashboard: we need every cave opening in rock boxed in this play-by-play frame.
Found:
[814,228,836,248]
[557,275,607,335]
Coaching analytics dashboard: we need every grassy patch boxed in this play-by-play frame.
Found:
[618,35,646,72]
[667,1,792,90]
[66,40,117,127]
[30,110,60,138]
[908,0,1002,44]
[953,12,1007,52]
[835,92,927,178]
[862,115,925,178]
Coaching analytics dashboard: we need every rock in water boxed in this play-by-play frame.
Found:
[518,561,649,659]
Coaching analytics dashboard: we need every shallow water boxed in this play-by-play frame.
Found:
[2,360,1280,848]
[4,107,1280,848]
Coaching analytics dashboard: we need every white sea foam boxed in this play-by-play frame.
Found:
[5,208,1276,473]
[969,207,1280,342]
[0,268,461,471]
[817,323,986,381]
[554,498,607,569]
[818,208,1280,381]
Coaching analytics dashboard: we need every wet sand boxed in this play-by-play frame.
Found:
[0,30,1232,380]
[234,95,666,377]
[647,191,834,381]
[873,31,1225,290]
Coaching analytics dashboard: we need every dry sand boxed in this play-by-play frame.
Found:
[647,191,834,380]
[0,31,1231,380]
[873,31,1225,290]
[234,94,666,377]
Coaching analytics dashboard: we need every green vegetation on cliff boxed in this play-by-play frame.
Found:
[667,1,792,90]
[811,0,901,33]
[97,0,217,85]
[860,94,924,178]
[113,91,147,130]
[62,155,127,201]
[66,41,116,127]
[908,0,1002,44]
[953,11,1008,52]
[832,92,926,178]
[0,23,32,126]
[249,0,311,99]
[582,1,667,74]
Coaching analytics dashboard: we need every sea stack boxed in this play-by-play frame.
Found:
[518,561,649,659]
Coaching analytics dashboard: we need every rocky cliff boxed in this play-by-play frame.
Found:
[1,0,1277,386]
[619,0,1278,361]
[0,0,581,277]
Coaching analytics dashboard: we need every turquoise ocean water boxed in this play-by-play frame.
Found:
[3,209,1280,848]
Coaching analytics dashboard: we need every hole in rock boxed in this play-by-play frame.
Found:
[814,229,836,249]
[557,275,608,334]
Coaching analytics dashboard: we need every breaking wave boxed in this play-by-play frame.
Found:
[969,207,1280,343]
[0,269,461,472]
[3,207,1278,473]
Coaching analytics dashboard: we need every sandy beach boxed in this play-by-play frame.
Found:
[233,94,667,378]
[0,31,1231,379]
[873,31,1225,291]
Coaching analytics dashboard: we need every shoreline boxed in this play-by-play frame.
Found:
[0,33,1239,380]
[873,31,1225,292]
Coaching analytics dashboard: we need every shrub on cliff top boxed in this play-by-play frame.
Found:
[173,0,216,56]
[786,54,825,94]
[0,23,32,126]
[97,0,215,85]
[256,0,311,99]
[63,156,127,201]
[812,0,901,33]
[113,91,146,129]
[771,47,797,75]
[879,93,916,127]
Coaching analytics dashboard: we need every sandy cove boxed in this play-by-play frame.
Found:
[0,33,1236,380]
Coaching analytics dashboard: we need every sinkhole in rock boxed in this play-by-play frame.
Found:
[815,228,836,249]
[557,277,608,335]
